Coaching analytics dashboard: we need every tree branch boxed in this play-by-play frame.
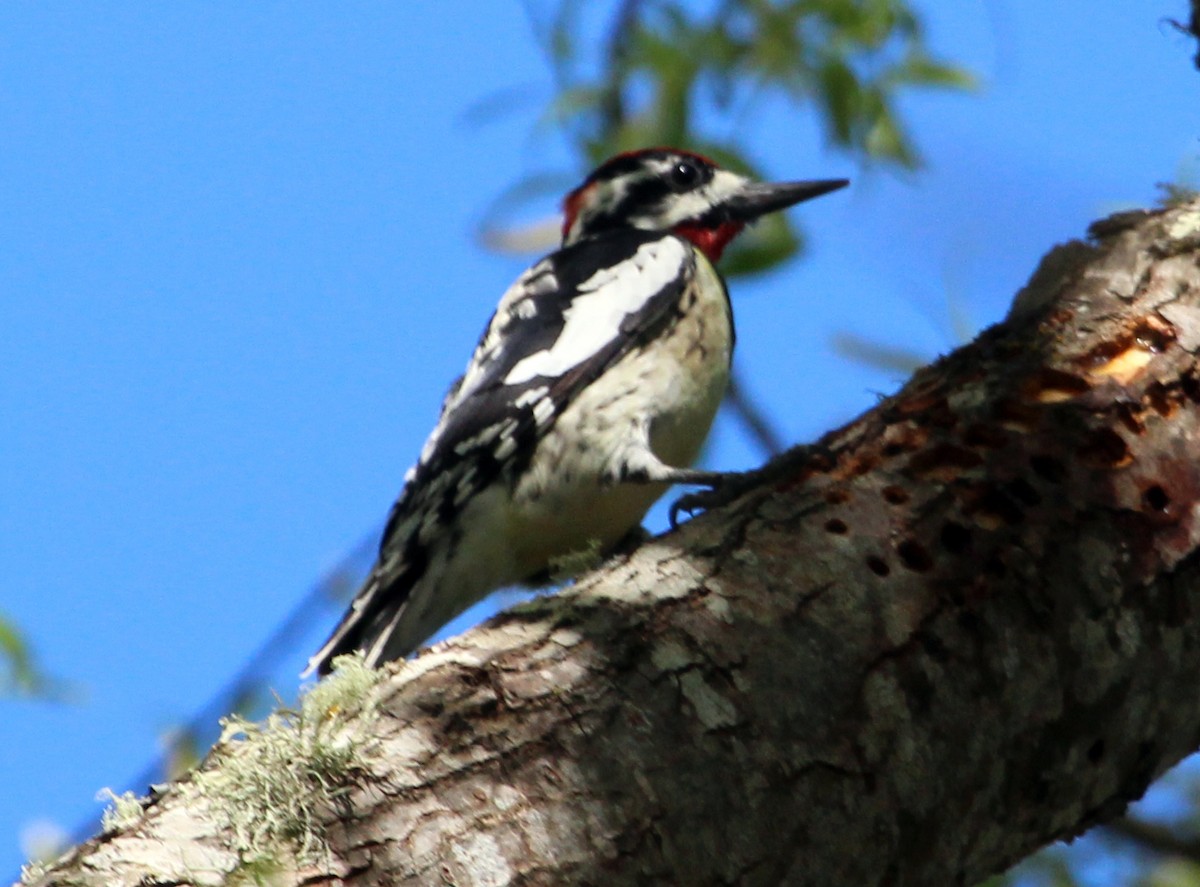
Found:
[1106,816,1200,862]
[1167,1,1200,70]
[23,199,1200,886]
[725,372,787,456]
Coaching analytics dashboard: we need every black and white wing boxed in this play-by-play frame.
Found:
[305,229,703,675]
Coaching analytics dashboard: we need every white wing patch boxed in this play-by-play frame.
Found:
[513,386,549,407]
[502,238,689,386]
[448,263,558,412]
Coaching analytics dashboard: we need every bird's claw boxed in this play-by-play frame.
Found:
[667,445,824,530]
[669,488,713,529]
[668,473,755,529]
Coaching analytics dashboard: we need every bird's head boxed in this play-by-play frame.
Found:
[561,148,847,261]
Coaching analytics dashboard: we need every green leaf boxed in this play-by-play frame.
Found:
[0,615,35,693]
[864,100,917,167]
[818,57,860,144]
[891,53,977,90]
[0,612,74,701]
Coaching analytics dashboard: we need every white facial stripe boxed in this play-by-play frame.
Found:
[570,176,632,242]
[707,168,751,203]
[654,169,749,227]
[503,238,688,386]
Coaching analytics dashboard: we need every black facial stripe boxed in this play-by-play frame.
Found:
[581,173,715,236]
[587,151,715,191]
[585,149,678,184]
[693,204,737,229]
[596,177,674,228]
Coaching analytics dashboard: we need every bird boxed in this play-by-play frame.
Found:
[304,147,847,676]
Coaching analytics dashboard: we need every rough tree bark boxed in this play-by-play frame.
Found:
[22,197,1200,887]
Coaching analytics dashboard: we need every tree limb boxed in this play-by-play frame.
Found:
[1106,816,1200,862]
[22,198,1200,886]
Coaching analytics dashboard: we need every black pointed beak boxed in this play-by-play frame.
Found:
[725,178,849,221]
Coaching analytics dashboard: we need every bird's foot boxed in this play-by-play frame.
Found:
[667,445,825,529]
[668,470,761,529]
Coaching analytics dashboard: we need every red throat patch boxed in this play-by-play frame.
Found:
[673,220,745,262]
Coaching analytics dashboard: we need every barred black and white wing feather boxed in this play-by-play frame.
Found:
[304,230,731,675]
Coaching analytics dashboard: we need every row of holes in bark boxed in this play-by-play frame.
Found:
[862,532,1011,579]
[823,426,1175,578]
[822,516,968,577]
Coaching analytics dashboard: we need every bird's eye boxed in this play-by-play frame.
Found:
[669,159,701,191]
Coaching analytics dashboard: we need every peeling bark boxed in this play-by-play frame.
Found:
[22,199,1200,887]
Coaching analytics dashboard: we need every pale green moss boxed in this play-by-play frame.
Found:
[97,788,146,832]
[548,538,604,582]
[226,855,287,886]
[184,654,384,868]
[1168,205,1200,241]
[18,860,49,885]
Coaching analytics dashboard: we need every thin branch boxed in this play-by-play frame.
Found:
[598,0,642,136]
[1167,1,1200,70]
[1105,817,1200,863]
[725,370,786,457]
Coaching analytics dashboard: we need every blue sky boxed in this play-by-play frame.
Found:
[2,1,1198,877]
